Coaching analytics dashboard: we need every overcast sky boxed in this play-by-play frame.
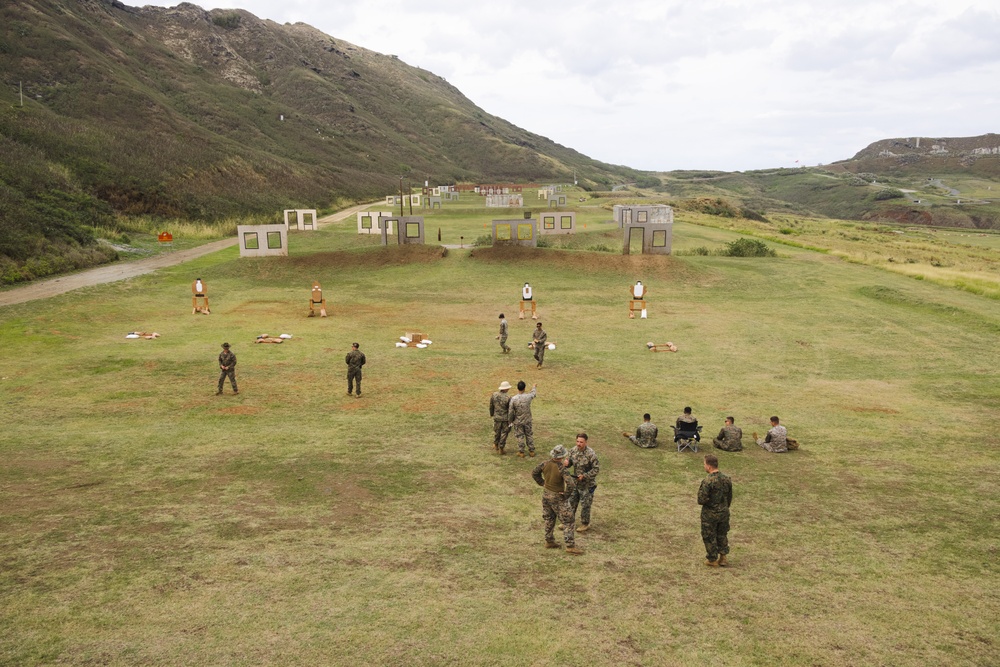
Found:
[149,0,1000,172]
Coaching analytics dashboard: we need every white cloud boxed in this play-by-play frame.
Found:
[144,0,1000,171]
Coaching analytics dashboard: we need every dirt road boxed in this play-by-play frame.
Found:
[0,203,373,308]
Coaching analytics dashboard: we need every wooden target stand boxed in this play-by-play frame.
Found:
[629,300,647,319]
[192,279,210,314]
[519,300,538,320]
[629,282,647,319]
[309,281,327,317]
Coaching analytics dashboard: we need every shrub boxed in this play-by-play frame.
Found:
[720,238,776,257]
[212,13,241,29]
[587,244,614,253]
[472,234,493,247]
[873,188,905,201]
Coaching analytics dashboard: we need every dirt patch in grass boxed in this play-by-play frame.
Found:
[844,405,901,414]
[289,244,447,270]
[217,406,262,415]
[469,245,707,281]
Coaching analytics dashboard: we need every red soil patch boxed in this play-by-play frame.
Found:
[289,244,447,270]
[469,245,705,282]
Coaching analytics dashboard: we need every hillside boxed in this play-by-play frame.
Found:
[0,0,642,282]
[649,134,1000,230]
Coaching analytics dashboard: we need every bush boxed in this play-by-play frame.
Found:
[873,188,905,201]
[587,244,614,253]
[472,234,493,247]
[212,13,241,29]
[720,238,776,257]
[740,208,769,222]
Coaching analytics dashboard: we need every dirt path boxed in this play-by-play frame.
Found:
[0,203,373,308]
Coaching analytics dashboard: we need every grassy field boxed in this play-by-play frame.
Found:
[1,208,998,666]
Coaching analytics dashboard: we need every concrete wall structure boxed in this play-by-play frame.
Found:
[379,216,425,246]
[492,219,537,247]
[486,194,524,207]
[357,211,394,235]
[238,224,288,257]
[622,221,672,255]
[539,211,576,235]
[614,204,674,228]
[283,209,317,230]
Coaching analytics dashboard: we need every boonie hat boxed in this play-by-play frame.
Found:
[550,445,568,458]
[498,381,512,391]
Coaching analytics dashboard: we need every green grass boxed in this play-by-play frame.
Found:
[1,214,998,666]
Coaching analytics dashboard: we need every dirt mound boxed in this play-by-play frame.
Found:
[469,245,704,281]
[289,244,448,270]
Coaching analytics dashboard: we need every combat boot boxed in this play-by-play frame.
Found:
[565,546,584,555]
[545,541,560,549]
[576,524,590,532]
[718,554,728,567]
[529,451,535,457]
[705,558,720,567]
[517,452,525,458]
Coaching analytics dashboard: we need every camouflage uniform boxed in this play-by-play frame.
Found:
[628,421,659,448]
[567,445,600,526]
[217,349,238,393]
[345,349,366,396]
[757,425,788,453]
[713,425,744,452]
[508,388,537,454]
[698,470,733,562]
[532,458,576,547]
[675,413,700,442]
[489,390,512,450]
[532,327,547,365]
[498,318,511,353]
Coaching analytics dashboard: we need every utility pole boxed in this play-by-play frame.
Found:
[20,81,24,107]
[399,176,404,216]
[407,180,413,215]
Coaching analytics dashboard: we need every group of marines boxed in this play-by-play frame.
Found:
[489,382,792,565]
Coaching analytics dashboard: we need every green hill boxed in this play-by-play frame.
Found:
[652,136,1000,230]
[0,0,643,282]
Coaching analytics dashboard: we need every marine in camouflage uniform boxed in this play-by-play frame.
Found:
[497,314,511,353]
[345,343,366,397]
[567,434,600,530]
[216,343,238,394]
[756,417,788,453]
[489,382,512,453]
[532,323,547,368]
[698,454,733,566]
[532,445,579,552]
[625,416,658,448]
[713,418,744,452]
[508,382,537,456]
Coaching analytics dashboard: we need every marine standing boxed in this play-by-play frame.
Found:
[532,322,547,369]
[567,433,600,532]
[531,445,582,555]
[508,381,537,458]
[345,342,366,397]
[496,313,511,353]
[698,454,733,567]
[216,342,238,395]
[489,381,513,454]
